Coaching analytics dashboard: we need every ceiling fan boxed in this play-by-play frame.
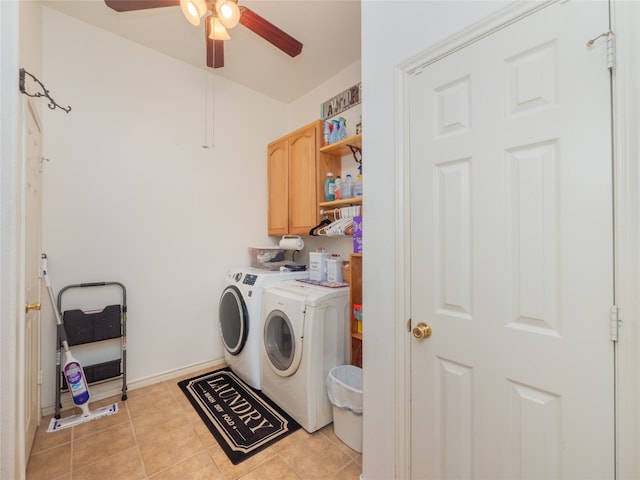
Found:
[104,0,303,68]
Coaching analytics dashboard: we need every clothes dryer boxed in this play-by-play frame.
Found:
[218,268,308,390]
[260,280,350,432]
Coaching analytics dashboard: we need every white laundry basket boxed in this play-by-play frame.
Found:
[326,365,363,453]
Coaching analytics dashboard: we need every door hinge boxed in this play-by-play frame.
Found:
[610,305,620,342]
[37,370,43,385]
[586,31,615,70]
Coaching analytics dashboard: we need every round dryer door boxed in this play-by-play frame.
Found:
[218,285,248,355]
[263,309,303,377]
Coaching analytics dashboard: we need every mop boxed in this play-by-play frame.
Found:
[42,254,119,432]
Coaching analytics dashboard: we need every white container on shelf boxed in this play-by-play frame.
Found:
[326,256,343,283]
[309,251,330,281]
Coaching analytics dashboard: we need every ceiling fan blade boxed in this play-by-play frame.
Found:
[104,0,180,12]
[238,6,303,58]
[205,19,224,68]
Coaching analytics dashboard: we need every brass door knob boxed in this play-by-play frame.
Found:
[25,302,41,314]
[412,322,432,339]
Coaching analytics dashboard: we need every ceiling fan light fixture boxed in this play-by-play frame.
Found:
[215,0,240,29]
[208,16,231,41]
[181,0,207,26]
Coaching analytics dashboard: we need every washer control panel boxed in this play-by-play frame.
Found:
[243,274,258,286]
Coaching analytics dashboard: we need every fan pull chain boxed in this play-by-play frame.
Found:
[202,71,215,149]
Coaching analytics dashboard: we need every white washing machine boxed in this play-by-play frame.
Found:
[218,268,309,390]
[260,280,350,433]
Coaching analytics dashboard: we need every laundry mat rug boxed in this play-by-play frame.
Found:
[178,368,301,465]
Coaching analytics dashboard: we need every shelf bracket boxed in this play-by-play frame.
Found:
[348,144,362,166]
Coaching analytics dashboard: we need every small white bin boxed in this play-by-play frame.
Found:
[326,257,343,283]
[326,365,363,453]
[309,251,330,281]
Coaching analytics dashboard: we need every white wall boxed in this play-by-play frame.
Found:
[39,7,363,409]
[288,60,362,261]
[288,60,362,138]
[39,7,288,408]
[360,1,508,478]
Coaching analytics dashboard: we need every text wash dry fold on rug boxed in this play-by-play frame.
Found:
[178,368,301,465]
[203,376,273,434]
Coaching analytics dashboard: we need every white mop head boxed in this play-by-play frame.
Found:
[46,403,119,433]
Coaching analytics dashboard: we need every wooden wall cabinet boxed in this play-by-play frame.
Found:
[267,120,341,236]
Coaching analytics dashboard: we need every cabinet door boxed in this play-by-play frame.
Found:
[267,138,289,236]
[288,124,318,235]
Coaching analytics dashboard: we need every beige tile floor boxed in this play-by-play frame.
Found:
[27,370,362,480]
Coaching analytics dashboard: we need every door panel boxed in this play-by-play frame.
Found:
[409,2,613,478]
[24,100,43,459]
[288,125,317,235]
[267,139,289,236]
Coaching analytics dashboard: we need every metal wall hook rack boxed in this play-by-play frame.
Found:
[19,68,71,114]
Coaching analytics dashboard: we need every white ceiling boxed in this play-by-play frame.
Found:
[40,0,362,104]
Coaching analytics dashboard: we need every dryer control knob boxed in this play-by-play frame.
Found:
[235,272,242,282]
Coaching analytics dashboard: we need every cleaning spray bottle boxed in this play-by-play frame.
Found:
[64,356,91,415]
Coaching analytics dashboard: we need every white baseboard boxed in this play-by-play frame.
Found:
[41,358,226,417]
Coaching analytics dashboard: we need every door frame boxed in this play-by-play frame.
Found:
[609,1,640,477]
[0,1,25,479]
[393,1,639,478]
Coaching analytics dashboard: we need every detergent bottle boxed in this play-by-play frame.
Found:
[338,117,347,140]
[329,119,340,144]
[323,121,331,146]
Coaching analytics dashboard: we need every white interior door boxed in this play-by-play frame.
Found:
[23,100,43,459]
[408,2,614,478]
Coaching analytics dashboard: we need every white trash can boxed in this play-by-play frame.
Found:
[326,365,363,453]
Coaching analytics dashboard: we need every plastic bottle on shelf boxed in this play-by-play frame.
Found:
[338,117,347,141]
[329,119,340,144]
[323,121,330,146]
[335,176,342,200]
[342,174,353,199]
[355,174,363,197]
[325,173,335,201]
